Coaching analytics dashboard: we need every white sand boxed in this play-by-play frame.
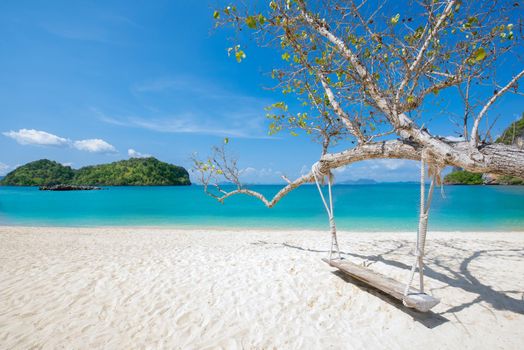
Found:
[1,226,523,349]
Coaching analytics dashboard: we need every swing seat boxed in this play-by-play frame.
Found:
[323,258,440,312]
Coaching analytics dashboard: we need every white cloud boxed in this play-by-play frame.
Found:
[335,159,414,171]
[0,162,10,175]
[444,135,465,142]
[2,129,69,146]
[239,167,284,184]
[332,159,420,182]
[300,164,309,175]
[128,148,151,158]
[332,166,348,174]
[3,129,118,154]
[240,167,257,176]
[99,113,273,139]
[97,75,276,139]
[73,139,117,153]
[374,159,411,170]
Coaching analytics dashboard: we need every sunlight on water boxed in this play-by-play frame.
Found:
[0,184,523,231]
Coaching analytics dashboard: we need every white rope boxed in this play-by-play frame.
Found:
[312,162,341,260]
[404,153,437,299]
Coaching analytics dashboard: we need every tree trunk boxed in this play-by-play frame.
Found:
[319,140,524,179]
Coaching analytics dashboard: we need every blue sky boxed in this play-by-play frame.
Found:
[1,1,522,183]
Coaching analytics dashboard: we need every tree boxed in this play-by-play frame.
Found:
[195,0,524,206]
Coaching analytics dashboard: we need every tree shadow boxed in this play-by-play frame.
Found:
[428,244,524,316]
[282,241,524,317]
[331,270,449,328]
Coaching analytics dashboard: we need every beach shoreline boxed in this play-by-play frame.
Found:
[3,224,524,235]
[1,226,523,349]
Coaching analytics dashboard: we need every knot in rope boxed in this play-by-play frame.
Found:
[422,150,446,198]
[311,162,326,178]
[311,161,332,183]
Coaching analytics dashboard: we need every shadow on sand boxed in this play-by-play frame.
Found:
[331,270,449,328]
[282,241,524,328]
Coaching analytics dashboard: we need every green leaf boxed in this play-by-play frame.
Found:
[213,10,220,19]
[224,137,229,144]
[390,13,400,25]
[473,47,487,62]
[245,16,257,29]
[235,50,246,63]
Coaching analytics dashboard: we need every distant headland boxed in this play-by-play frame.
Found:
[0,157,191,186]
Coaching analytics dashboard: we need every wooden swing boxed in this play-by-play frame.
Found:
[312,154,440,312]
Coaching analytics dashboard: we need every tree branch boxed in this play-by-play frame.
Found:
[470,69,524,146]
[297,0,396,122]
[396,0,457,102]
[199,139,524,208]
[318,73,366,143]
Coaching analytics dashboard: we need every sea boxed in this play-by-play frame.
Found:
[0,184,523,231]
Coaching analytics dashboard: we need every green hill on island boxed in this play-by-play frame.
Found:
[0,157,191,186]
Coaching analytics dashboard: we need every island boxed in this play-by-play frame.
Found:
[0,157,191,187]
[39,185,102,191]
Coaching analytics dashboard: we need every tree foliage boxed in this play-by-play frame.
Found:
[1,160,75,186]
[214,0,520,145]
[443,170,483,185]
[1,158,190,186]
[496,113,524,145]
[495,175,524,185]
[194,0,524,205]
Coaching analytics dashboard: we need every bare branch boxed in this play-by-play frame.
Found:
[318,73,366,143]
[470,69,524,146]
[297,0,396,122]
[198,139,524,207]
[281,175,292,184]
[396,0,457,102]
[213,172,313,208]
[202,0,524,207]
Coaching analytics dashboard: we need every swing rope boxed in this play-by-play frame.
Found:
[403,152,437,299]
[312,153,439,297]
[312,162,341,261]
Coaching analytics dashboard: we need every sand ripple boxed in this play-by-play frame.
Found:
[1,227,523,349]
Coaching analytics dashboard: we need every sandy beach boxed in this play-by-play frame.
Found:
[1,226,523,349]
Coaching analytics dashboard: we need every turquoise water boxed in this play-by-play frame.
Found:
[0,185,523,231]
